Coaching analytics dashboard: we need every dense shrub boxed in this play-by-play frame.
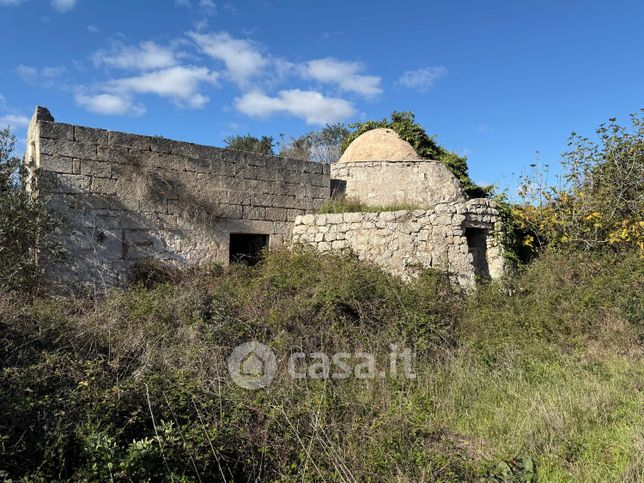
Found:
[0,127,60,294]
[513,111,644,254]
[0,248,641,481]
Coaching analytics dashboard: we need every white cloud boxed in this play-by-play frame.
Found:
[87,24,98,33]
[15,64,38,82]
[42,65,66,77]
[189,31,267,85]
[199,0,216,11]
[75,93,145,116]
[93,41,178,71]
[301,58,382,98]
[0,0,27,5]
[15,64,66,87]
[0,94,5,109]
[0,113,31,129]
[398,66,447,92]
[51,0,77,12]
[235,89,355,125]
[106,66,219,109]
[176,0,216,13]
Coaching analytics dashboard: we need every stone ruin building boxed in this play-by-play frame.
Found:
[23,106,505,291]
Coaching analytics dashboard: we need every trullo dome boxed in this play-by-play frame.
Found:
[338,128,422,163]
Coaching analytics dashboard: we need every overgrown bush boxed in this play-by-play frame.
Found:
[0,127,60,294]
[0,248,641,481]
[513,111,644,254]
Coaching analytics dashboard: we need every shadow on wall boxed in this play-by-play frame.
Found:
[464,227,490,278]
[46,191,187,294]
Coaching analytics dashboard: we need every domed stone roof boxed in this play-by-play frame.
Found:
[338,128,423,163]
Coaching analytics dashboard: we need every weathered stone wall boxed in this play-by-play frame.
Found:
[24,107,330,291]
[292,199,504,288]
[330,160,466,207]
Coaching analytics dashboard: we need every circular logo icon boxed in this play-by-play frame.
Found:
[228,341,277,389]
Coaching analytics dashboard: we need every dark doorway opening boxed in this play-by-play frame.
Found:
[229,234,269,266]
[464,228,490,278]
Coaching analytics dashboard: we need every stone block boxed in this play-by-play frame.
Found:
[145,151,187,171]
[40,138,98,160]
[265,207,288,222]
[81,160,112,178]
[184,157,211,173]
[246,154,266,167]
[242,206,266,220]
[216,204,243,219]
[48,173,91,194]
[149,137,177,155]
[171,142,222,160]
[324,231,337,242]
[39,121,74,141]
[40,154,73,174]
[330,240,347,250]
[92,177,118,195]
[75,126,108,145]
[108,131,152,151]
[343,212,363,223]
[97,146,140,166]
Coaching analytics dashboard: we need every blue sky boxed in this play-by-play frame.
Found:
[1,0,642,193]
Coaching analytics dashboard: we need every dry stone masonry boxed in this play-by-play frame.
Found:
[293,199,504,288]
[23,107,505,291]
[24,107,329,290]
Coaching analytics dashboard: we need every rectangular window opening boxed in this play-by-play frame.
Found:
[464,228,490,278]
[229,233,269,266]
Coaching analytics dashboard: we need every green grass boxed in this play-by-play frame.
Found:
[0,249,642,481]
[319,196,422,213]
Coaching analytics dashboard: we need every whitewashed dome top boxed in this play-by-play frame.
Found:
[338,128,423,163]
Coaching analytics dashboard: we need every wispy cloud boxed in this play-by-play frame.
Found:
[93,41,178,71]
[175,0,216,14]
[189,31,267,86]
[51,0,77,12]
[301,58,382,98]
[0,0,27,5]
[398,66,447,92]
[75,93,145,116]
[0,113,30,129]
[235,89,355,125]
[15,64,66,87]
[198,0,216,13]
[87,24,98,33]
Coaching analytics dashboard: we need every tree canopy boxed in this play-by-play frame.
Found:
[279,123,350,164]
[224,134,275,156]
